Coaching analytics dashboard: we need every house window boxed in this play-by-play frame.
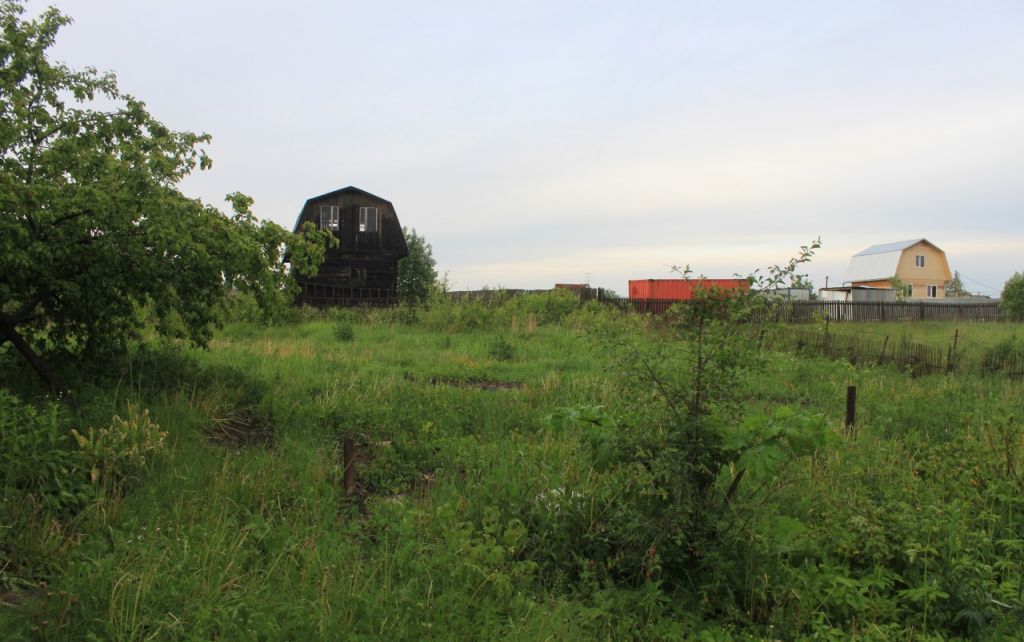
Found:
[906,285,913,298]
[359,207,378,233]
[915,255,925,268]
[320,205,340,231]
[927,285,937,298]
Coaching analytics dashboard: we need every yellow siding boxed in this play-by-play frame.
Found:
[855,279,894,289]
[848,241,952,300]
[896,242,951,299]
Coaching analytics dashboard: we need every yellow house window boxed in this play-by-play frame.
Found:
[915,255,925,268]
[927,285,937,298]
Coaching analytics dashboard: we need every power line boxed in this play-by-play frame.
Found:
[957,272,1000,294]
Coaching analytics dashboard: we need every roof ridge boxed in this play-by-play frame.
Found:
[853,238,925,256]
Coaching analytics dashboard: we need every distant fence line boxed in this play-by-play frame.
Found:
[608,299,1003,323]
[308,285,1004,323]
[768,327,1024,378]
[770,328,951,377]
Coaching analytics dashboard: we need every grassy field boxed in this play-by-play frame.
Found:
[3,298,1024,640]
[778,320,1022,374]
[817,319,1017,353]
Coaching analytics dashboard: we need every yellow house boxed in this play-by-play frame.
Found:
[844,239,952,299]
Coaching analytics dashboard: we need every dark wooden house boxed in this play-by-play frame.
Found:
[292,186,409,307]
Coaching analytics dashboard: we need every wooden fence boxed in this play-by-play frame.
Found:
[295,283,398,308]
[770,328,951,376]
[617,299,1002,323]
[754,300,1001,323]
[767,327,1024,377]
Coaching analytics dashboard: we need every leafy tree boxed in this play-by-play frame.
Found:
[889,275,911,299]
[789,273,817,299]
[396,227,438,304]
[571,239,833,589]
[1000,272,1024,321]
[945,270,969,298]
[0,1,330,393]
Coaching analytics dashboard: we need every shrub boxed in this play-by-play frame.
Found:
[981,335,1023,374]
[488,335,516,361]
[71,402,167,488]
[500,290,580,326]
[333,321,355,342]
[1000,272,1024,321]
[0,390,91,513]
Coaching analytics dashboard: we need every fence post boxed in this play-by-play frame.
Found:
[947,329,959,374]
[845,386,857,438]
[343,436,356,495]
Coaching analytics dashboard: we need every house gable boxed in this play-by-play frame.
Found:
[893,240,951,284]
[291,186,410,306]
[844,238,952,300]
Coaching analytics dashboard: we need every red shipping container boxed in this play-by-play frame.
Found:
[628,278,749,301]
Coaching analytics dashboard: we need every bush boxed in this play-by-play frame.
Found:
[333,321,355,342]
[499,290,580,326]
[0,390,92,514]
[488,335,516,361]
[71,402,167,488]
[981,335,1024,374]
[1000,272,1024,321]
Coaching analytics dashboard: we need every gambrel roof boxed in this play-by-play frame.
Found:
[291,186,393,234]
[844,238,943,283]
[854,239,924,257]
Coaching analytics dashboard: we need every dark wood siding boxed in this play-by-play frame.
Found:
[292,186,409,306]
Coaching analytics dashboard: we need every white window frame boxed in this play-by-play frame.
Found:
[915,255,925,268]
[359,207,378,233]
[905,285,913,298]
[927,285,937,298]
[320,205,340,231]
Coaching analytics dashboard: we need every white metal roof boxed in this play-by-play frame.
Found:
[845,250,902,283]
[853,239,924,257]
[845,238,945,283]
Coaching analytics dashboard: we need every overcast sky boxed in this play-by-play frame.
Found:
[33,0,1024,295]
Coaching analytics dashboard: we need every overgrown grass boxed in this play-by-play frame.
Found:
[820,320,1020,369]
[3,298,1024,639]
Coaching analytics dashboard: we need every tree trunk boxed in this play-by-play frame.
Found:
[0,316,69,397]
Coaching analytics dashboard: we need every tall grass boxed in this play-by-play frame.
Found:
[2,298,1023,639]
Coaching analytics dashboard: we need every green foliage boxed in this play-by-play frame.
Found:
[71,403,167,487]
[945,270,970,297]
[0,1,330,390]
[487,335,516,361]
[396,227,438,304]
[333,321,355,342]
[789,272,816,297]
[981,335,1023,374]
[419,289,584,333]
[0,390,90,514]
[889,275,911,299]
[531,241,836,603]
[1000,271,1024,321]
[6,287,1024,638]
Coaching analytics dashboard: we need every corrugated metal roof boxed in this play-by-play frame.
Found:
[853,239,924,256]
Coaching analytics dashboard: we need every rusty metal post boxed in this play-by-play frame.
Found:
[343,436,356,495]
[845,386,857,437]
